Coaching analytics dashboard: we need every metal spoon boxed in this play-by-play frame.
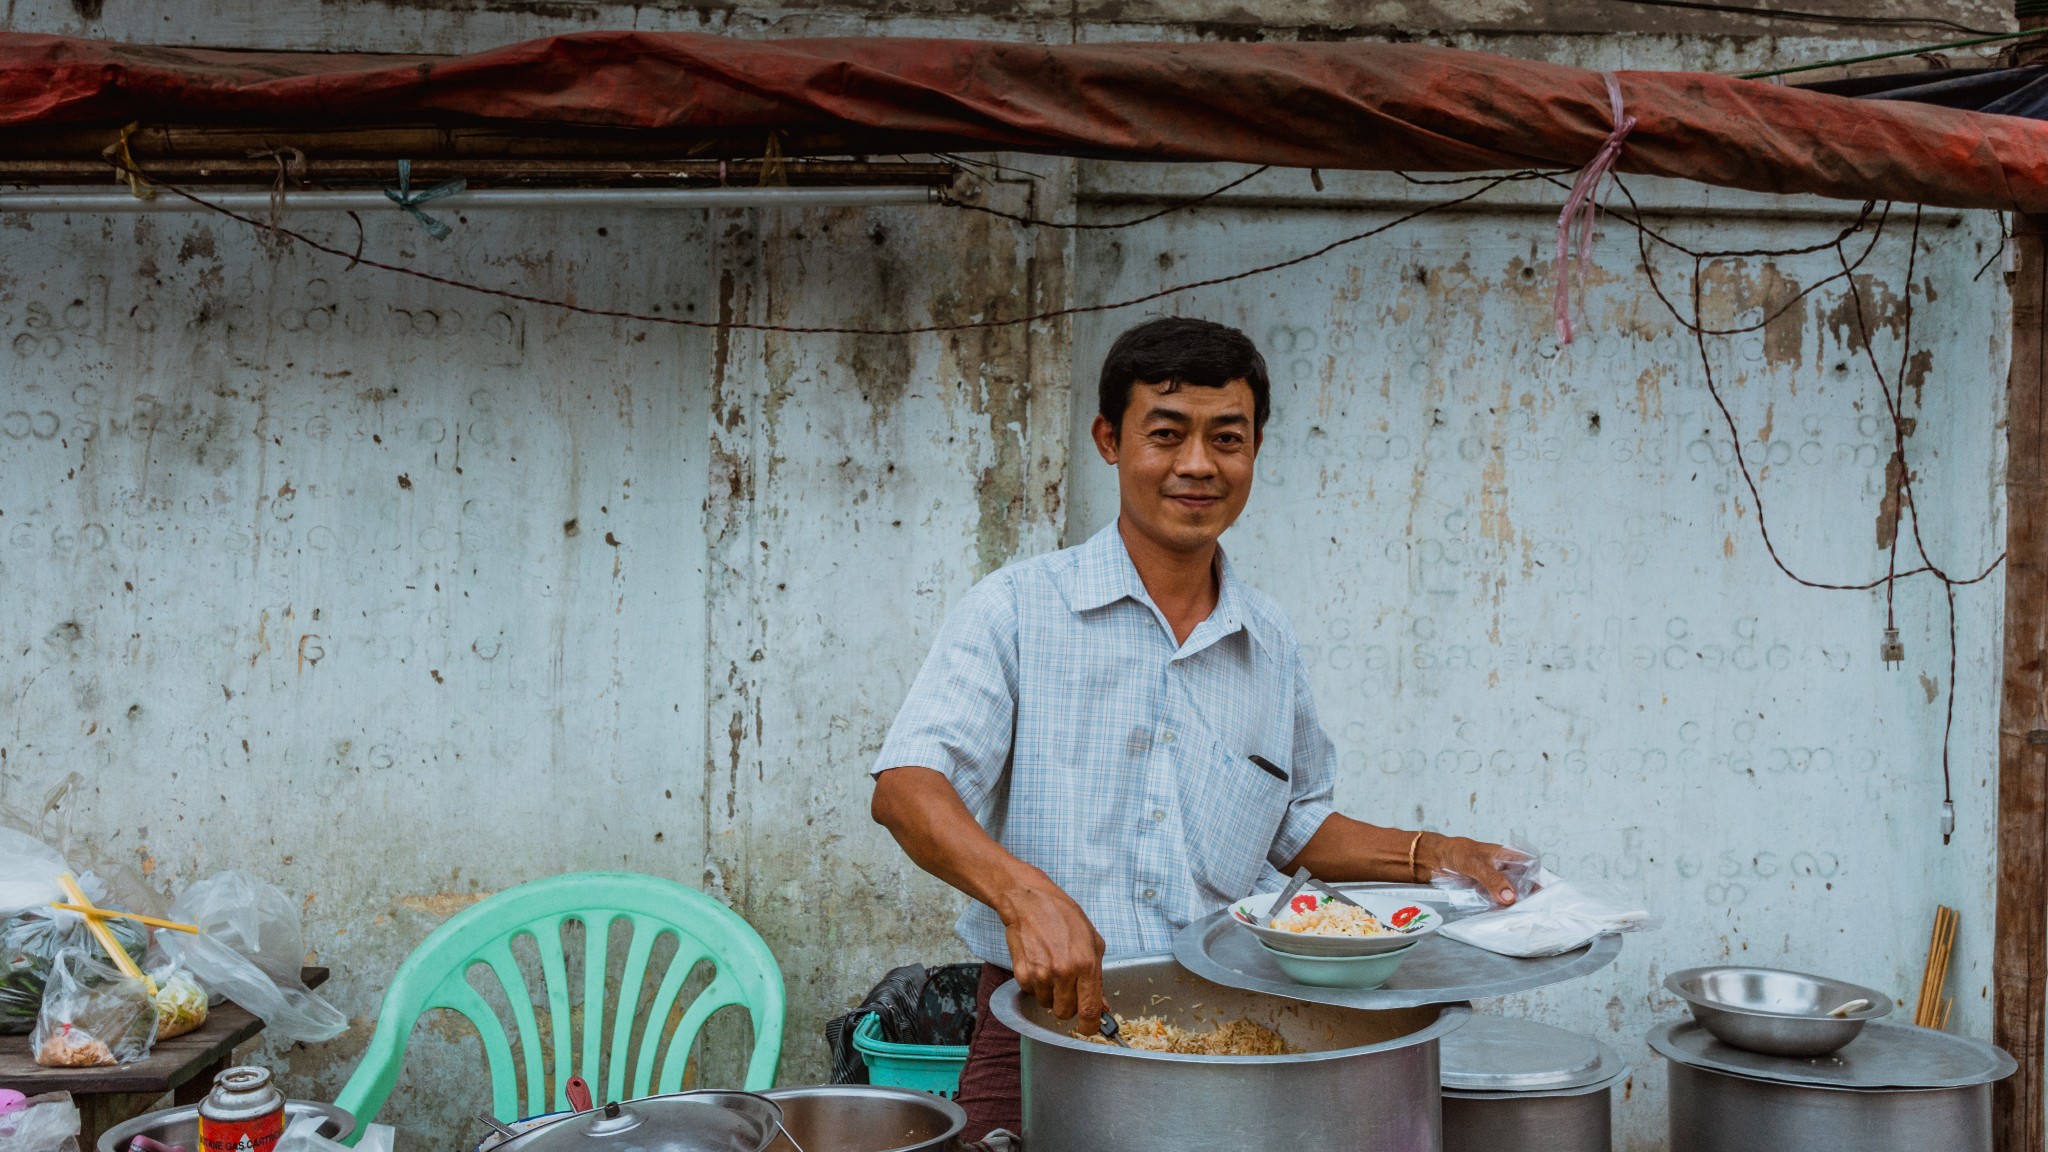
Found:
[1267,868,1314,928]
[476,1113,520,1146]
[1826,998,1872,1018]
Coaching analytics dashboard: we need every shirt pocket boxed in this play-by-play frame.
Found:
[1175,738,1292,901]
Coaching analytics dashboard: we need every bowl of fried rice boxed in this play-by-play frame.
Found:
[1229,889,1442,957]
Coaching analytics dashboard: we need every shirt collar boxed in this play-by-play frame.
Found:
[1064,522,1270,659]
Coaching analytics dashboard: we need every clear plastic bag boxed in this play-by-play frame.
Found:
[0,886,149,1036]
[0,782,161,1035]
[158,871,346,1043]
[1439,875,1661,958]
[1428,837,1544,910]
[0,1093,81,1152]
[279,1114,391,1152]
[148,961,208,1040]
[30,950,158,1067]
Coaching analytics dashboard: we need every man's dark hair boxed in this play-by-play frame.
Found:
[1098,316,1271,435]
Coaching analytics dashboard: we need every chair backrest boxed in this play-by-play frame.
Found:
[333,871,784,1131]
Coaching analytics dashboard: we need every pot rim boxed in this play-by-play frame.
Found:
[759,1084,967,1149]
[989,953,1472,1064]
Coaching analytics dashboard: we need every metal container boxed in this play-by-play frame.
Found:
[1439,1016,1627,1152]
[490,1094,783,1152]
[761,1086,965,1152]
[1664,966,1891,1058]
[990,954,1468,1152]
[99,1103,354,1152]
[1667,1061,1991,1151]
[198,1067,287,1152]
[1652,1019,2016,1152]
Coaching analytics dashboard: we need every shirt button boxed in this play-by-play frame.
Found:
[1162,730,1177,745]
[1143,889,1158,901]
[1151,810,1165,822]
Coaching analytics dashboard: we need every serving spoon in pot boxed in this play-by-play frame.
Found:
[1098,1011,1132,1048]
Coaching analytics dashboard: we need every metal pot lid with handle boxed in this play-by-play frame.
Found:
[1440,1015,1630,1096]
[1649,1019,2018,1091]
[492,1093,784,1152]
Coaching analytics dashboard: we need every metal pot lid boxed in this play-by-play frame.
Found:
[1439,1015,1622,1092]
[494,1093,783,1152]
[1649,1018,2019,1091]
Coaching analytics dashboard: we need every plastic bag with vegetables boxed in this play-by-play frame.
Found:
[0,837,148,1035]
[31,949,157,1067]
[147,961,207,1040]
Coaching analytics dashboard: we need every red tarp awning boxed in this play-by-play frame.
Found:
[1,32,2044,212]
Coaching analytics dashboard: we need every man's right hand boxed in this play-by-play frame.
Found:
[871,767,1109,1031]
[995,877,1107,1032]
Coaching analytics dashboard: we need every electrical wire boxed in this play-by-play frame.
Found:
[1598,0,2001,35]
[115,160,1530,336]
[1740,26,2048,79]
[1616,174,2001,836]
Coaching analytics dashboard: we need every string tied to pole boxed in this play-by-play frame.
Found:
[1554,72,1636,345]
[384,160,466,240]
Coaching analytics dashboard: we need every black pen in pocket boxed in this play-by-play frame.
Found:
[1248,754,1289,783]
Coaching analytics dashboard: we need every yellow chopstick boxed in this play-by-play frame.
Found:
[48,903,199,935]
[55,873,153,989]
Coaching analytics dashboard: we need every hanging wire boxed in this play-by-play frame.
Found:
[1615,174,2003,838]
[111,159,1531,336]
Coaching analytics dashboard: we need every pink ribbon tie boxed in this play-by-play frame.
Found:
[1555,72,1636,346]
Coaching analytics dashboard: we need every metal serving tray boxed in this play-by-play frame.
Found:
[1173,884,1622,1010]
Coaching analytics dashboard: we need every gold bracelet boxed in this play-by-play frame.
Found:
[1407,830,1427,882]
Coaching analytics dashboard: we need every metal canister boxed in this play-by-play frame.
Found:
[198,1067,285,1152]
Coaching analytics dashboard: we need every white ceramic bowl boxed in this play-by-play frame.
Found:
[1230,889,1441,957]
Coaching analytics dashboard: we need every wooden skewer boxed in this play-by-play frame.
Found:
[56,873,151,987]
[1938,996,1954,1032]
[47,903,199,935]
[1915,909,1937,1024]
[1916,905,1959,1027]
[1932,909,1958,1025]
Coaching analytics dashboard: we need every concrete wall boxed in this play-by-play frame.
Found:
[0,5,2018,1152]
[1068,167,2008,1147]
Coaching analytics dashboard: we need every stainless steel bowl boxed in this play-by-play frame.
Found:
[1665,966,1892,1057]
[761,1086,965,1152]
[99,1102,356,1152]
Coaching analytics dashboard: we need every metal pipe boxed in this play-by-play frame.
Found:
[0,185,941,213]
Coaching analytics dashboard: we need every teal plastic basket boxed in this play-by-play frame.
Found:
[852,1013,970,1098]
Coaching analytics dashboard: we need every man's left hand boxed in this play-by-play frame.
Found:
[1418,833,1529,906]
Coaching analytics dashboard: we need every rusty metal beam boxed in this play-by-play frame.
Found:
[1996,212,2048,1152]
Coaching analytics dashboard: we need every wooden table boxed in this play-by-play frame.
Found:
[0,968,330,1152]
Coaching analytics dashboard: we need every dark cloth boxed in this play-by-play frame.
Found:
[957,963,1022,1142]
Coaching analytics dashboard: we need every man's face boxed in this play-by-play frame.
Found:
[1093,378,1260,555]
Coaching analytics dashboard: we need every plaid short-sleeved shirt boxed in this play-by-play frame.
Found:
[873,522,1339,967]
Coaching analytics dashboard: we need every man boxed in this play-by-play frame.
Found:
[870,317,1519,1140]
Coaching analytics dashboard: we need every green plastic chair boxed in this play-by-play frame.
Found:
[334,871,784,1134]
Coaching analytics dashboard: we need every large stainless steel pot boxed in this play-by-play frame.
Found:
[991,954,1469,1152]
[761,1086,965,1152]
[100,1102,355,1152]
[1667,1061,1991,1152]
